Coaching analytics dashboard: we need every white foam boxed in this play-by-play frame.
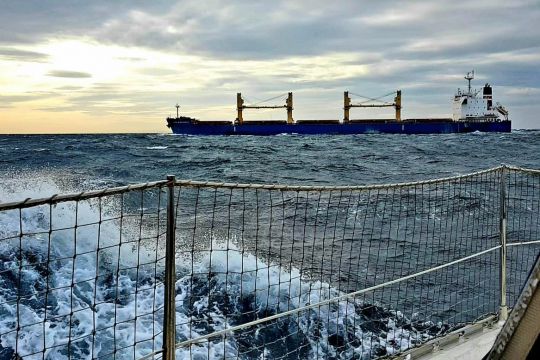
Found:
[0,175,433,359]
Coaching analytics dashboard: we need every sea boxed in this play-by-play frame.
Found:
[1,131,539,191]
[0,131,539,359]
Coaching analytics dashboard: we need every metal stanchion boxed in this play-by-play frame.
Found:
[499,166,508,321]
[163,175,177,359]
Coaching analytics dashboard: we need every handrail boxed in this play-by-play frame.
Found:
[0,180,169,211]
[172,166,503,191]
[7,164,540,211]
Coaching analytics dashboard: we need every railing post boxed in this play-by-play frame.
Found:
[163,175,176,360]
[499,166,508,321]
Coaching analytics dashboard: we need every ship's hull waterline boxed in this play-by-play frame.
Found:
[167,120,512,136]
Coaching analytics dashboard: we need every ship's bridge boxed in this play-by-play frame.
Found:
[452,71,507,121]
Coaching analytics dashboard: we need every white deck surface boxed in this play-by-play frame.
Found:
[415,323,502,360]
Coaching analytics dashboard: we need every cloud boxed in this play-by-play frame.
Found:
[137,67,180,76]
[55,85,84,91]
[85,0,540,64]
[0,1,171,44]
[2,0,539,62]
[0,92,58,107]
[47,70,92,78]
[0,0,539,129]
[0,47,48,62]
[0,95,41,103]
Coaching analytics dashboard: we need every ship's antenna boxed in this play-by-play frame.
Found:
[175,103,180,118]
[465,70,474,94]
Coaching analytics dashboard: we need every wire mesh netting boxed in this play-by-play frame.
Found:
[171,169,503,358]
[0,184,169,359]
[506,167,540,307]
[0,166,539,359]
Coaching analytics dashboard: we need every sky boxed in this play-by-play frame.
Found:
[0,0,539,133]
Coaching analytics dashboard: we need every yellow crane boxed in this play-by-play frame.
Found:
[236,92,293,124]
[344,90,401,122]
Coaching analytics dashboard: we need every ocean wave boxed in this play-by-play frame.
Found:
[0,180,442,359]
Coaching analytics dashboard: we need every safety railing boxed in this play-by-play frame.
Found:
[0,181,170,359]
[0,165,538,359]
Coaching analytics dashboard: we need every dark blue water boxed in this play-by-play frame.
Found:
[0,131,539,359]
[1,131,539,196]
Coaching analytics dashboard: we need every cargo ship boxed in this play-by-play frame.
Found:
[166,72,510,135]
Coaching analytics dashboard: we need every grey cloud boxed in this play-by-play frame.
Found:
[116,56,146,62]
[87,0,540,62]
[0,47,48,62]
[35,105,79,112]
[93,1,364,59]
[0,95,39,104]
[2,0,539,127]
[0,92,58,107]
[0,0,172,44]
[48,70,92,78]
[88,83,123,91]
[53,85,184,116]
[137,68,180,76]
[3,0,539,63]
[55,85,84,91]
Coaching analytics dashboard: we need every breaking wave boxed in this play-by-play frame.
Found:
[0,178,445,360]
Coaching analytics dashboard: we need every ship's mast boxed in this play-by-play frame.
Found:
[465,70,474,94]
[175,103,180,118]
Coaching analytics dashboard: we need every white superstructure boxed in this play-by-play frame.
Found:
[452,71,509,121]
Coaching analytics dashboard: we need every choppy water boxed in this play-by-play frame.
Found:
[1,131,539,191]
[0,131,539,359]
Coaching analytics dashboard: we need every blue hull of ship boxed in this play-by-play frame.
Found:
[168,120,511,135]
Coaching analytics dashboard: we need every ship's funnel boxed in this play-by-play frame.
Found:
[483,84,493,109]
